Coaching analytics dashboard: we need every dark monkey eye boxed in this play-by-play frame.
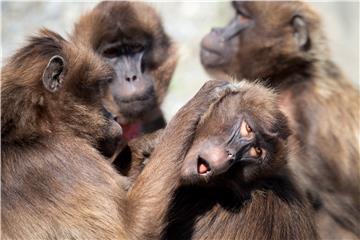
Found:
[236,7,251,19]
[105,77,113,84]
[102,43,144,58]
[130,43,144,53]
[103,47,121,58]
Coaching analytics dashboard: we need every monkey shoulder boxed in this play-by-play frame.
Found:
[1,136,126,239]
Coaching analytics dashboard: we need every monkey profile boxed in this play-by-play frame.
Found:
[72,1,177,142]
[200,2,360,239]
[1,29,129,239]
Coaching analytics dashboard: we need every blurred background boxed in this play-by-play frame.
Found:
[1,1,359,120]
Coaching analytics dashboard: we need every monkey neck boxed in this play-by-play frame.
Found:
[1,93,55,144]
[264,59,315,90]
[1,87,85,145]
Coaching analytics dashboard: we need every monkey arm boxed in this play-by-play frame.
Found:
[126,80,230,240]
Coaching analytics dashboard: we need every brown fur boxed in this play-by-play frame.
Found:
[72,1,177,135]
[113,129,164,187]
[128,80,317,239]
[201,2,360,239]
[1,40,228,239]
[1,29,128,239]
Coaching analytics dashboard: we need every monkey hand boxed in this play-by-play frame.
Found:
[155,80,231,159]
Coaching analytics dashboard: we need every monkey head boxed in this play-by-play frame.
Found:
[2,30,123,158]
[181,81,291,185]
[200,1,325,83]
[73,2,177,137]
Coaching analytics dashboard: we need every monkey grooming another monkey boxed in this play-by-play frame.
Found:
[72,1,177,142]
[1,29,128,239]
[1,35,229,239]
[200,2,359,239]
[129,80,317,240]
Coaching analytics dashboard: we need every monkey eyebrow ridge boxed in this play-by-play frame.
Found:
[227,121,241,145]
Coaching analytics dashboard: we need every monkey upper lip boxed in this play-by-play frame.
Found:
[116,87,155,104]
[201,46,222,56]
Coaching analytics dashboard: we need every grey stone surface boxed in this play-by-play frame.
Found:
[1,1,358,120]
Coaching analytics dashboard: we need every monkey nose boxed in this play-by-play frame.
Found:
[197,147,234,176]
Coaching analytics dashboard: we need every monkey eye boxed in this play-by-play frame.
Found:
[105,77,113,84]
[236,8,251,19]
[103,47,121,58]
[130,43,144,53]
[249,146,264,158]
[240,120,253,137]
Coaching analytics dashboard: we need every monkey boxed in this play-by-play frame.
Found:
[1,33,229,239]
[200,2,360,239]
[113,129,164,188]
[1,29,128,239]
[72,1,178,143]
[128,80,318,240]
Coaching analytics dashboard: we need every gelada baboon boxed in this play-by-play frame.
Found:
[72,1,177,142]
[156,80,316,240]
[1,34,228,239]
[126,81,317,239]
[1,29,127,239]
[200,2,359,238]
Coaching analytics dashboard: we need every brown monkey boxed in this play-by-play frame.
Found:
[129,80,317,240]
[1,29,128,239]
[72,1,177,142]
[200,2,360,239]
[1,34,227,239]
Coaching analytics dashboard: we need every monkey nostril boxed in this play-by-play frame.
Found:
[226,150,234,159]
[132,75,137,81]
[125,77,131,82]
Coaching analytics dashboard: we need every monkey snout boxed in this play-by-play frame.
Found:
[201,33,223,55]
[197,146,234,176]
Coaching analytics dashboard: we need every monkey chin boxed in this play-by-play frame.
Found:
[116,87,157,123]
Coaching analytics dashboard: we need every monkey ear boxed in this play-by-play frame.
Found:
[42,55,65,92]
[292,16,310,51]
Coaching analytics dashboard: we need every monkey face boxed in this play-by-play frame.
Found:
[200,1,313,81]
[73,1,176,136]
[100,39,158,123]
[181,82,290,185]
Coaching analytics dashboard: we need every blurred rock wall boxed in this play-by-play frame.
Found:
[1,1,358,120]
